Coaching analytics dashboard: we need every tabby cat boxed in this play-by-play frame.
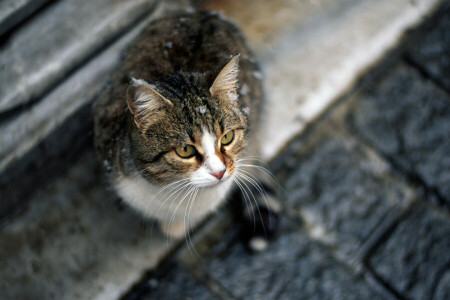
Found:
[93,10,278,240]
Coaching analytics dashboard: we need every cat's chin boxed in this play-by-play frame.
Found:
[191,173,234,189]
[193,178,229,188]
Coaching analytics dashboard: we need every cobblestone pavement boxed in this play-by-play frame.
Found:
[123,4,450,300]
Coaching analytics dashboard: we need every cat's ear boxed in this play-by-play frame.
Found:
[210,54,240,99]
[126,78,173,129]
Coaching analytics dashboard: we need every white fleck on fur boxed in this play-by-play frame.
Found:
[196,106,207,114]
[252,71,263,79]
[229,104,241,116]
[226,91,238,101]
[240,83,249,95]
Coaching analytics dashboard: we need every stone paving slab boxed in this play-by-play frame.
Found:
[0,152,174,300]
[348,64,450,206]
[408,2,450,91]
[200,0,441,159]
[134,263,220,300]
[0,0,52,36]
[270,121,415,262]
[369,204,450,300]
[181,218,383,300]
[0,0,158,113]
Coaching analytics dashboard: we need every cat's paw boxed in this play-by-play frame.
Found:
[160,221,186,239]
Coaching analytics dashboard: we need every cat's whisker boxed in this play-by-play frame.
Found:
[233,175,254,219]
[236,169,271,204]
[148,179,191,235]
[235,172,268,237]
[166,185,197,245]
[149,180,192,237]
[160,180,194,222]
[236,156,268,165]
[233,177,257,230]
[185,187,202,259]
[235,169,275,227]
[235,162,283,192]
[146,180,184,232]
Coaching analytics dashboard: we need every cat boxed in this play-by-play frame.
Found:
[93,10,279,242]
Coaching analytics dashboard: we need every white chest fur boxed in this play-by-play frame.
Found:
[114,172,234,225]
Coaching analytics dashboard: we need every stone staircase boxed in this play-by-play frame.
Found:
[0,0,443,299]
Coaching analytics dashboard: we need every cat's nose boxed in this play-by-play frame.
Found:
[211,170,225,180]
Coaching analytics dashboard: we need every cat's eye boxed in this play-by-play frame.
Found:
[175,145,196,158]
[221,130,235,146]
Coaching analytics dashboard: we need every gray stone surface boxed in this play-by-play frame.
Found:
[0,0,190,222]
[0,9,153,172]
[408,3,450,91]
[434,270,450,300]
[135,264,219,300]
[369,205,450,299]
[349,64,450,205]
[0,152,174,300]
[0,0,158,113]
[272,125,413,259]
[194,219,382,300]
[199,0,441,160]
[0,0,52,37]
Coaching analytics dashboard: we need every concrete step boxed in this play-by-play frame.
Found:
[200,0,442,159]
[0,152,173,300]
[0,0,159,113]
[0,0,189,222]
[0,0,52,36]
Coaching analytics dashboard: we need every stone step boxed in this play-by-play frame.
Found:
[0,0,159,113]
[200,0,442,159]
[0,0,52,36]
[0,152,174,300]
[0,0,188,222]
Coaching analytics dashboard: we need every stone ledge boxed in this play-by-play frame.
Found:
[0,0,52,37]
[0,152,174,300]
[200,0,442,159]
[0,0,190,223]
[0,0,159,113]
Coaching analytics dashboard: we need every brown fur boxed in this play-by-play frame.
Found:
[93,10,263,186]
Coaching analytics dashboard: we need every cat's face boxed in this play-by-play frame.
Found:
[126,56,247,187]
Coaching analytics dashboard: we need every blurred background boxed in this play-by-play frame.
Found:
[0,0,449,299]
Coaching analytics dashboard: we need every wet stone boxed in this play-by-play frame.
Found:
[349,64,450,205]
[273,128,412,259]
[197,219,382,300]
[369,205,450,299]
[0,0,157,112]
[408,3,450,91]
[434,270,450,300]
[0,152,172,300]
[0,0,51,36]
[133,264,218,300]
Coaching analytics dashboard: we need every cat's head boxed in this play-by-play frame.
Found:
[126,55,248,187]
